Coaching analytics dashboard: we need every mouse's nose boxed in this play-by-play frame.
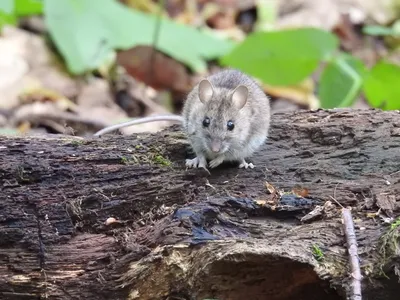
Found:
[210,140,222,153]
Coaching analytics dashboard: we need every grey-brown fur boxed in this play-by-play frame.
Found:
[183,69,270,169]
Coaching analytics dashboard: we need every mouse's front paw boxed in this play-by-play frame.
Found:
[209,156,225,169]
[186,157,207,169]
[238,159,254,169]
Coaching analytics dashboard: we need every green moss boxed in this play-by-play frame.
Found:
[121,156,128,164]
[120,155,138,165]
[376,217,400,277]
[390,217,400,230]
[62,138,85,146]
[312,244,324,262]
[119,144,172,167]
[70,140,84,146]
[152,154,172,166]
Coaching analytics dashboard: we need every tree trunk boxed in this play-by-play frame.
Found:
[0,108,399,300]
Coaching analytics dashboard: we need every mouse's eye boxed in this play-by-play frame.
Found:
[202,117,210,127]
[227,120,234,131]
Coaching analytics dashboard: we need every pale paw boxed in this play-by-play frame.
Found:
[238,161,254,169]
[209,156,225,169]
[185,157,207,169]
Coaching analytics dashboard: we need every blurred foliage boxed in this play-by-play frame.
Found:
[318,54,367,109]
[221,28,339,86]
[0,0,399,110]
[44,0,234,74]
[0,0,43,28]
[363,20,400,37]
[363,61,400,110]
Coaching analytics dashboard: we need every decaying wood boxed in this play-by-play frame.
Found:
[0,108,399,300]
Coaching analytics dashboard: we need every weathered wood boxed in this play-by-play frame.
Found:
[0,108,399,300]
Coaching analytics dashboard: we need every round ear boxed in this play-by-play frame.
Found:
[231,85,248,109]
[198,79,214,104]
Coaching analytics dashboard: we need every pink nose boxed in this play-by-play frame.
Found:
[211,140,221,153]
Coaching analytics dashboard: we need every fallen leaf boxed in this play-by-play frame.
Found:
[255,199,267,206]
[292,185,310,198]
[262,78,319,109]
[117,46,192,93]
[19,87,79,112]
[0,26,78,110]
[265,181,277,194]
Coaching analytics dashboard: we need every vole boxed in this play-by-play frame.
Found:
[94,69,271,170]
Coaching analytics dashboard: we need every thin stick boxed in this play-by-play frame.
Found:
[12,111,109,129]
[342,208,362,300]
[148,0,165,84]
[329,195,344,209]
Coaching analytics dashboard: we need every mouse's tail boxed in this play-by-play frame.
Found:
[93,115,184,137]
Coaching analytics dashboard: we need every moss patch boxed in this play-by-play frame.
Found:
[150,154,172,166]
[119,144,172,167]
[312,244,325,262]
[376,217,400,277]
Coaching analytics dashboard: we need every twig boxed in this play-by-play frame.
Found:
[342,208,362,300]
[329,195,344,209]
[148,0,165,84]
[12,107,109,130]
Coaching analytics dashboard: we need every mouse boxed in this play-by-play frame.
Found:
[94,69,271,170]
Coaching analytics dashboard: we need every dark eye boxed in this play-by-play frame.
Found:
[202,117,210,127]
[227,120,234,131]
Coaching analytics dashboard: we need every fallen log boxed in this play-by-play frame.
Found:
[0,108,399,300]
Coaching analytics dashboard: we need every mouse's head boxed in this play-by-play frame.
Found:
[197,79,249,154]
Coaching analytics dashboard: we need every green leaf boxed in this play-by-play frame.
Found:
[44,0,234,75]
[363,25,400,37]
[318,55,365,108]
[15,0,43,16]
[254,0,278,31]
[0,0,14,14]
[220,27,338,86]
[0,128,20,136]
[0,11,17,31]
[363,61,400,110]
[0,0,16,31]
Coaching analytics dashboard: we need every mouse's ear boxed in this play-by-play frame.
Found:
[231,85,248,109]
[198,79,214,104]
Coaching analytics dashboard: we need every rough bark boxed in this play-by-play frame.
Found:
[0,108,399,300]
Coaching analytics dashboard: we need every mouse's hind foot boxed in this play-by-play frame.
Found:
[238,159,254,169]
[186,156,207,169]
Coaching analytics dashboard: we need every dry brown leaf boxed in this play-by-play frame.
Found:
[366,212,379,218]
[255,199,267,206]
[265,181,277,194]
[262,78,319,109]
[117,46,191,94]
[0,26,78,110]
[19,88,79,112]
[292,185,310,198]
